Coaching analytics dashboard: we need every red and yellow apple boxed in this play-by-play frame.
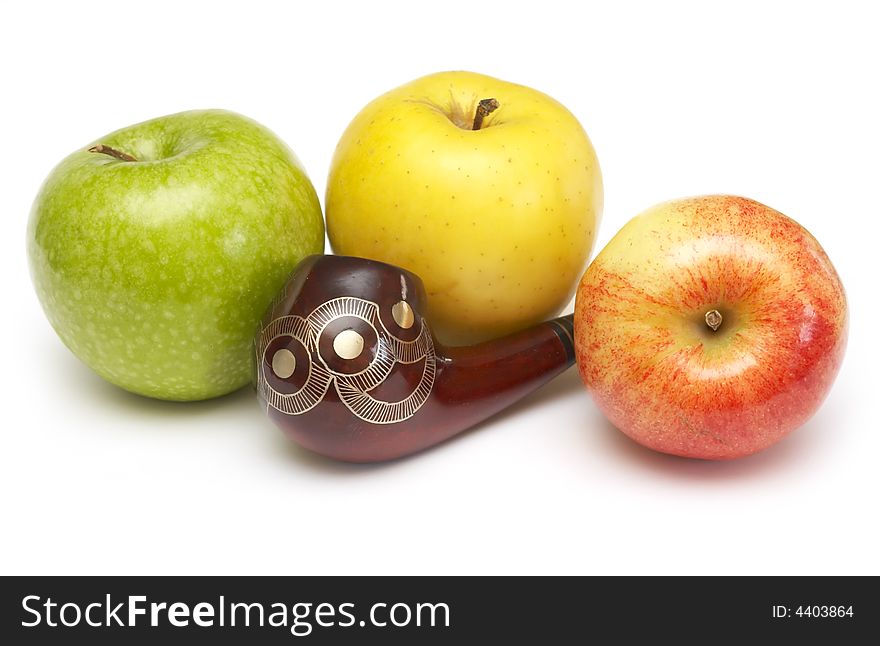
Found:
[326,71,602,345]
[574,195,847,459]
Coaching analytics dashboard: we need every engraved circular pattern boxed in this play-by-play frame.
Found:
[263,335,312,395]
[316,315,379,376]
[256,316,332,415]
[378,299,422,343]
[256,296,436,425]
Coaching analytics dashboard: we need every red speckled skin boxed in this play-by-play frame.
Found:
[574,195,848,459]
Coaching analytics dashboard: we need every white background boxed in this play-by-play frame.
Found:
[1,0,877,575]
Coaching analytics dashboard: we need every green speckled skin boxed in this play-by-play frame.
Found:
[27,110,324,401]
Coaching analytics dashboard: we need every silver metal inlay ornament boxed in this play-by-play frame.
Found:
[256,297,435,425]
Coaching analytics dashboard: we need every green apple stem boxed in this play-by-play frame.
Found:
[88,144,137,162]
[472,98,500,130]
[705,309,723,332]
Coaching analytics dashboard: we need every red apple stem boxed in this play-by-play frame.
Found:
[705,309,723,332]
[472,98,500,130]
[88,144,137,162]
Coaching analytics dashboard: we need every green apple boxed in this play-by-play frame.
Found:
[326,71,602,346]
[27,110,324,401]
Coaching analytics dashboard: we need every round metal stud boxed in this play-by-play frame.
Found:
[271,348,297,379]
[333,329,365,360]
[392,300,415,329]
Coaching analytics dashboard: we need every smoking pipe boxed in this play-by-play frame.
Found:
[254,255,575,462]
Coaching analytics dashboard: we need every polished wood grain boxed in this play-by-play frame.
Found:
[255,255,575,462]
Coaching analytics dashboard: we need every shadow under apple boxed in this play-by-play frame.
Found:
[72,357,255,421]
[589,399,838,481]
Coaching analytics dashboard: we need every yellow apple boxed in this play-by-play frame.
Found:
[326,71,602,345]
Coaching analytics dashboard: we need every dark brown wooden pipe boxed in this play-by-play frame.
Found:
[254,255,575,462]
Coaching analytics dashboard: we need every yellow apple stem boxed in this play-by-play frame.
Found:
[472,98,500,130]
[88,144,137,162]
[705,309,723,332]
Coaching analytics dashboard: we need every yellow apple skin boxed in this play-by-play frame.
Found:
[574,196,848,459]
[326,71,602,345]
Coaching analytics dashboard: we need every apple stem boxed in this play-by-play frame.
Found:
[472,98,500,130]
[88,144,137,162]
[705,309,723,332]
